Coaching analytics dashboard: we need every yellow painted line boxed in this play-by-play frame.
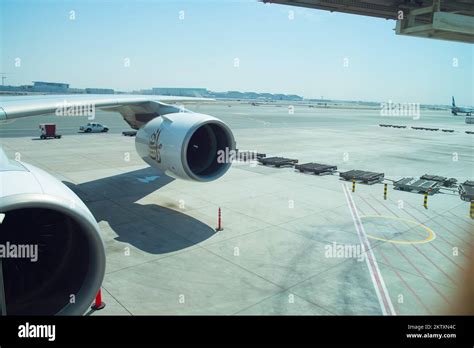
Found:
[359,215,436,245]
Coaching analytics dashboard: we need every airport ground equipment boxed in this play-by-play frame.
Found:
[466,116,474,124]
[420,174,457,187]
[122,130,137,136]
[294,162,337,175]
[39,123,61,139]
[394,177,440,194]
[470,201,474,219]
[79,122,109,133]
[258,156,298,167]
[384,183,388,200]
[411,126,439,131]
[459,181,474,202]
[339,170,384,185]
[379,124,406,128]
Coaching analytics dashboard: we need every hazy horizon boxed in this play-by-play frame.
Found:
[1,0,472,105]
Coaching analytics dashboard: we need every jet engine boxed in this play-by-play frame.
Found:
[0,158,105,315]
[135,112,236,182]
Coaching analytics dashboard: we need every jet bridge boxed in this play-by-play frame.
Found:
[264,0,474,43]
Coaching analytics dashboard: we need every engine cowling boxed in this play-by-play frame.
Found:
[0,158,105,315]
[135,112,236,182]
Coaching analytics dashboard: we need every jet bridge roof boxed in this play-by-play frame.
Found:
[263,0,474,43]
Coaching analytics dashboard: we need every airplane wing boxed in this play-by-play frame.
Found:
[0,94,214,129]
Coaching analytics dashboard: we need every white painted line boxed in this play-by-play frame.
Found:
[342,183,396,315]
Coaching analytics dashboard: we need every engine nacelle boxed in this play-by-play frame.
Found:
[135,112,236,182]
[0,158,105,315]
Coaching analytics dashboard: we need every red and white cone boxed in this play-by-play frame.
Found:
[91,288,106,310]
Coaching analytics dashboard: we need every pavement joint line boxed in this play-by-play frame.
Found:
[442,213,474,235]
[356,205,458,290]
[411,243,459,286]
[197,224,274,248]
[391,238,453,306]
[364,194,466,280]
[199,220,366,312]
[105,190,344,276]
[374,193,468,247]
[358,215,436,245]
[358,195,435,244]
[232,289,336,316]
[428,215,474,247]
[395,198,471,261]
[197,242,287,290]
[104,242,197,276]
[219,193,348,231]
[342,183,396,316]
[365,196,458,298]
[275,214,360,245]
[390,195,472,246]
[447,210,474,224]
[378,250,433,315]
[428,216,474,248]
[98,200,218,275]
[100,286,133,316]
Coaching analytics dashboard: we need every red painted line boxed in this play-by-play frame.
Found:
[428,242,465,272]
[359,195,382,216]
[380,196,470,264]
[434,217,474,247]
[392,243,452,306]
[402,201,471,247]
[371,198,464,281]
[366,196,454,305]
[430,218,473,248]
[444,213,472,234]
[411,244,458,286]
[359,198,465,283]
[380,250,432,315]
[447,210,474,225]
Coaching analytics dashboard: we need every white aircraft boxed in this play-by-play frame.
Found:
[451,96,474,116]
[0,94,235,315]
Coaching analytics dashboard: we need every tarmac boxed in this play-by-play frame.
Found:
[1,102,473,315]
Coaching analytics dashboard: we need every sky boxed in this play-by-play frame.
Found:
[0,0,472,105]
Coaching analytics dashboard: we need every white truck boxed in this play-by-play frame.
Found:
[79,122,109,133]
